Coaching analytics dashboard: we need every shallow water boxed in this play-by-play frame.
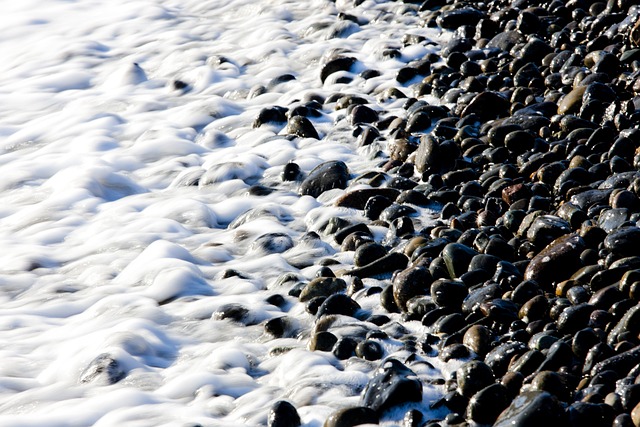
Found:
[0,0,454,425]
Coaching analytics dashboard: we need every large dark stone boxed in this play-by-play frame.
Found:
[442,243,478,279]
[604,227,640,258]
[323,406,378,427]
[461,92,511,121]
[320,57,356,83]
[437,8,486,29]
[487,31,524,51]
[345,252,409,279]
[524,234,586,291]
[268,401,301,427]
[287,116,319,139]
[393,266,430,312]
[361,359,422,413]
[467,383,512,424]
[334,188,400,209]
[494,391,566,427]
[300,161,349,198]
[299,277,346,302]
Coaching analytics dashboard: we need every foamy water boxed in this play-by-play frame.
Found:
[0,0,453,425]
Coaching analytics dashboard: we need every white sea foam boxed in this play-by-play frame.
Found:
[0,0,452,425]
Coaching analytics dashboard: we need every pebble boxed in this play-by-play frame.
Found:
[393,266,430,312]
[299,161,349,198]
[79,353,126,385]
[494,391,566,427]
[360,359,422,413]
[324,407,378,427]
[298,277,346,302]
[268,401,301,427]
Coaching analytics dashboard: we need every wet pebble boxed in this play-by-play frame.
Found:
[361,359,422,413]
[299,161,349,198]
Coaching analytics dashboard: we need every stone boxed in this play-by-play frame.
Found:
[300,161,349,198]
[320,56,356,83]
[361,359,422,413]
[467,383,512,424]
[457,360,495,398]
[324,407,378,427]
[268,401,301,427]
[299,277,346,302]
[80,353,126,385]
[334,188,400,209]
[524,234,586,291]
[393,266,430,312]
[494,391,566,427]
[287,116,319,139]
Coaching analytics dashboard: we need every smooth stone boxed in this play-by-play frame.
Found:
[480,298,518,322]
[570,189,613,210]
[252,233,294,254]
[299,277,346,302]
[403,409,423,427]
[300,161,349,198]
[333,337,358,360]
[531,371,570,401]
[467,383,511,424]
[268,401,301,427]
[364,195,393,221]
[355,339,384,361]
[80,353,126,385]
[437,8,485,29]
[345,252,409,279]
[457,360,495,398]
[462,282,502,314]
[350,104,378,125]
[442,243,478,279]
[316,294,360,318]
[254,106,288,127]
[264,316,297,338]
[494,390,566,427]
[631,402,640,427]
[431,279,467,308]
[354,242,387,268]
[485,342,527,377]
[607,304,640,347]
[213,303,251,323]
[414,135,460,174]
[486,31,524,51]
[320,56,356,83]
[599,208,630,233]
[334,188,400,209]
[524,234,586,292]
[518,39,552,63]
[461,91,511,120]
[361,359,422,413]
[509,350,545,377]
[557,303,596,335]
[590,344,640,378]
[558,87,587,117]
[604,227,640,258]
[286,115,319,139]
[393,266,430,312]
[324,407,378,427]
[463,324,493,356]
[309,331,338,352]
[433,312,466,335]
[525,215,571,249]
[380,284,400,313]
